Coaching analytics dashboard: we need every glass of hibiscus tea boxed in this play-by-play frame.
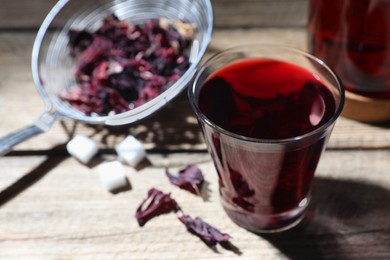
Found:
[188,45,345,233]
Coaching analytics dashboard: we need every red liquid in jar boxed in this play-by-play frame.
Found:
[308,0,390,99]
[198,58,336,228]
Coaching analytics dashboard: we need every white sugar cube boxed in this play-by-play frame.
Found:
[66,134,98,164]
[98,160,129,193]
[115,135,146,166]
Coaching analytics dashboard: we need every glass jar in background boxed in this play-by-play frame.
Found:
[308,0,390,100]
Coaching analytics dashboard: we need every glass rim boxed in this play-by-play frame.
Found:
[188,44,345,145]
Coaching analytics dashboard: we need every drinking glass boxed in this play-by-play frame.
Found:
[188,45,345,233]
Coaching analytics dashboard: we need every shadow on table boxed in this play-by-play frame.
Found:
[69,91,206,152]
[369,120,390,129]
[260,177,390,259]
[0,92,204,207]
[0,144,68,207]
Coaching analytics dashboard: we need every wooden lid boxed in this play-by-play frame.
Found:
[342,90,390,123]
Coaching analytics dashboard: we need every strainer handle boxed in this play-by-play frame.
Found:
[0,111,58,156]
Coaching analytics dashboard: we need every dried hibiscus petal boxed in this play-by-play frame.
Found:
[68,29,93,57]
[228,163,255,198]
[178,213,231,247]
[166,165,204,195]
[135,188,180,227]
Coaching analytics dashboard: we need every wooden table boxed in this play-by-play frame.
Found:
[1,1,389,259]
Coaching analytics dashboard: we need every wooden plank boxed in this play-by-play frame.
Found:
[0,0,57,29]
[0,151,389,259]
[0,0,308,29]
[1,29,390,153]
[212,0,308,28]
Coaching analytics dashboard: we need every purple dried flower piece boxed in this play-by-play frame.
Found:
[135,76,165,106]
[166,165,204,195]
[135,188,180,227]
[228,163,255,198]
[75,36,112,78]
[178,213,231,247]
[232,197,254,212]
[68,29,93,57]
[97,14,128,40]
[226,164,255,212]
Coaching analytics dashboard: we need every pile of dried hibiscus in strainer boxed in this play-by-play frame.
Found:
[60,14,196,116]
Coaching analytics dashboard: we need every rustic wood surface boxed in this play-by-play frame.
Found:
[0,0,308,29]
[1,1,390,259]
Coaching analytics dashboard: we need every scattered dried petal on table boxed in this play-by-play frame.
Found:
[177,213,231,247]
[165,164,204,195]
[135,188,181,227]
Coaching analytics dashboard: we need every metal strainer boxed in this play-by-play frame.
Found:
[0,0,213,155]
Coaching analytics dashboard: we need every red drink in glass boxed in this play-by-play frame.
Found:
[189,46,344,232]
[198,59,336,140]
